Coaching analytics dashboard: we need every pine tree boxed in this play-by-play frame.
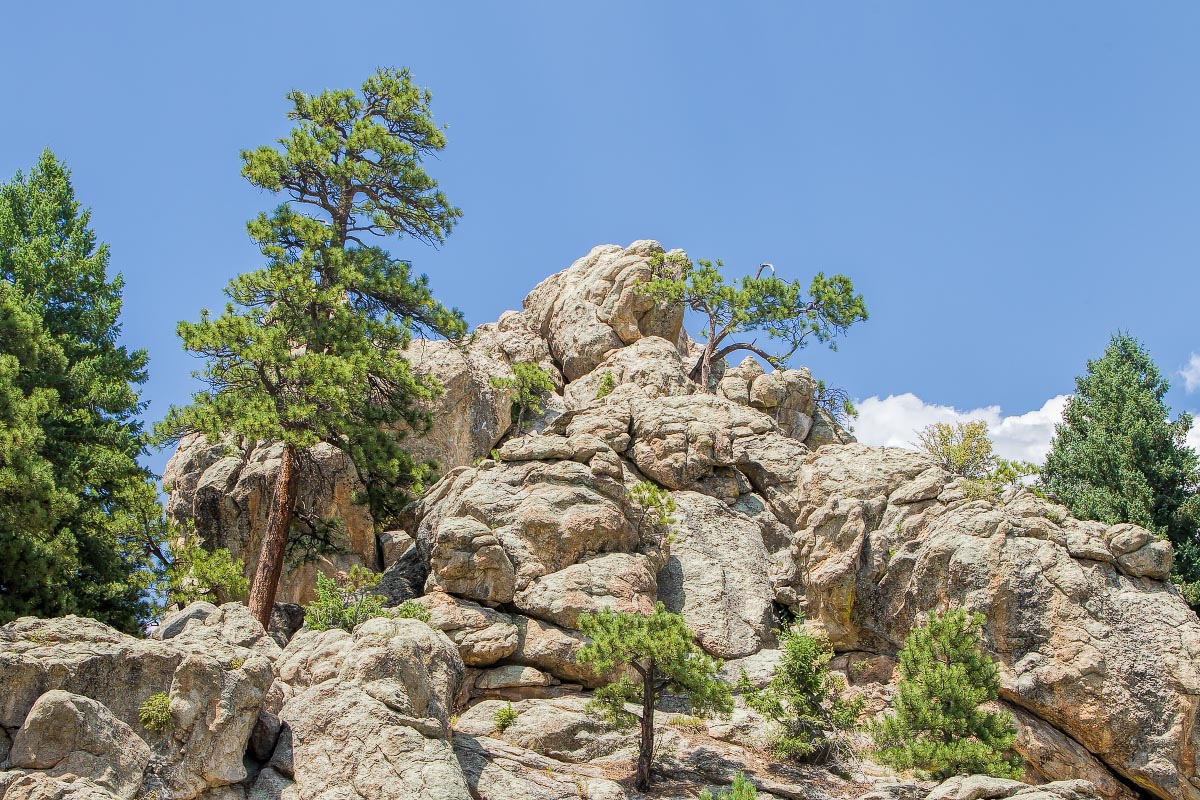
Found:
[870,608,1022,780]
[1043,334,1200,596]
[578,602,732,791]
[156,68,466,627]
[0,152,158,632]
[739,625,862,763]
[634,252,867,391]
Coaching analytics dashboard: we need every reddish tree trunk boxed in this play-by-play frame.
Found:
[636,658,656,791]
[249,443,299,629]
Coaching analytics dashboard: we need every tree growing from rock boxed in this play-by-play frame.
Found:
[635,252,867,391]
[1043,333,1200,600]
[0,151,160,632]
[739,625,862,764]
[489,361,555,434]
[156,68,466,627]
[578,602,732,790]
[870,608,1022,780]
[916,421,997,479]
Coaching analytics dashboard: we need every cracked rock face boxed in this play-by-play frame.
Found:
[152,241,1200,800]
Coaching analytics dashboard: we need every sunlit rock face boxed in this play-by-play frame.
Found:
[149,241,1200,800]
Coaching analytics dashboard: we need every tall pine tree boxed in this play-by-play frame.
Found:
[1043,334,1200,596]
[0,151,157,631]
[156,68,466,627]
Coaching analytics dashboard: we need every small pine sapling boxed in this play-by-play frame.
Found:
[739,625,863,764]
[578,603,732,791]
[870,608,1023,780]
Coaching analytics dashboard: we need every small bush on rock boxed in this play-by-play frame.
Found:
[166,532,249,607]
[595,370,616,399]
[490,361,555,434]
[493,702,518,732]
[138,693,172,731]
[393,600,431,623]
[304,565,389,631]
[869,608,1022,780]
[699,772,757,799]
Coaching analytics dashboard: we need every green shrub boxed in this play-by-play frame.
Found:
[304,565,388,631]
[166,532,249,607]
[493,702,518,732]
[394,600,431,623]
[490,361,556,433]
[870,608,1022,780]
[138,693,172,731]
[699,772,757,799]
[739,625,862,763]
[628,480,676,531]
[595,371,616,399]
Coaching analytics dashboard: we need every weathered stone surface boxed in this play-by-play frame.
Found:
[417,592,518,667]
[274,617,469,799]
[923,775,1102,800]
[280,682,470,800]
[475,666,556,690]
[718,358,818,441]
[791,444,1200,800]
[163,438,376,605]
[513,552,658,629]
[416,457,643,605]
[452,734,627,800]
[523,240,684,381]
[9,691,150,799]
[564,336,694,410]
[0,772,121,800]
[153,602,282,661]
[659,491,774,659]
[508,616,602,688]
[0,615,271,800]
[402,313,558,472]
[276,617,461,735]
[246,768,296,800]
[456,697,633,764]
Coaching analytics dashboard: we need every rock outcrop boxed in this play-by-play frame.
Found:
[142,241,1200,800]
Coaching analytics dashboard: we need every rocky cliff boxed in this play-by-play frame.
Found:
[3,242,1197,800]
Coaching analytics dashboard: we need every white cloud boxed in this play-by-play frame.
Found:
[1187,419,1200,453]
[1181,354,1200,394]
[855,393,1069,464]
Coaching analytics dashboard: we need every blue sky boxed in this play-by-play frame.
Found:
[4,3,1199,473]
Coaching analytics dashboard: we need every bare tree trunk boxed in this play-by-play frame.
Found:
[636,659,656,791]
[249,443,299,629]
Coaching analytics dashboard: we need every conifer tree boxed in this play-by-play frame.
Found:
[739,626,862,763]
[870,608,1022,780]
[635,252,867,391]
[578,602,732,790]
[1043,334,1200,597]
[0,152,158,631]
[156,68,466,627]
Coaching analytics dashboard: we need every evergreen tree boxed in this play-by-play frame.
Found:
[635,252,867,391]
[489,361,555,434]
[578,602,732,791]
[1043,334,1200,596]
[0,152,157,632]
[739,625,862,763]
[870,608,1022,780]
[156,68,466,627]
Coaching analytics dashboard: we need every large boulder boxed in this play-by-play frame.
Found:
[8,691,151,800]
[0,613,273,800]
[523,241,685,381]
[273,618,469,799]
[791,444,1200,800]
[402,310,559,472]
